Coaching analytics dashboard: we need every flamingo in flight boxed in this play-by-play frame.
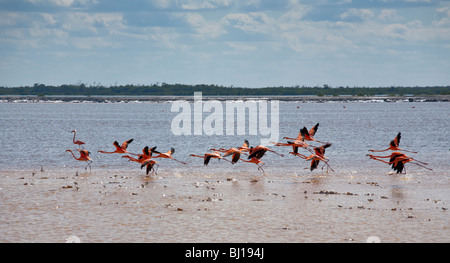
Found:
[273,130,314,154]
[98,139,134,154]
[367,152,431,174]
[140,159,159,176]
[368,132,418,153]
[290,143,334,172]
[284,123,327,144]
[210,140,253,164]
[239,157,266,174]
[248,145,284,160]
[237,140,251,153]
[222,148,244,164]
[122,146,157,164]
[209,146,246,164]
[71,130,85,149]
[66,149,92,172]
[189,151,231,166]
[152,147,187,165]
[122,146,159,175]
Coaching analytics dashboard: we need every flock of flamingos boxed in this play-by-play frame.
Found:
[66,123,432,176]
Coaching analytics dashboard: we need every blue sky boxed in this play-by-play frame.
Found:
[0,0,449,88]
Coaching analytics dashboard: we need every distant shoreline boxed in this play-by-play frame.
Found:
[1,94,449,103]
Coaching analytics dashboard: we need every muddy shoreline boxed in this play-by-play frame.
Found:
[1,168,448,242]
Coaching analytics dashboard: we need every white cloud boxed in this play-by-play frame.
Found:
[0,12,27,26]
[378,9,400,21]
[434,5,450,27]
[180,0,232,10]
[226,41,257,52]
[27,0,96,7]
[153,0,172,9]
[223,12,275,34]
[279,4,311,26]
[178,13,226,38]
[61,12,125,34]
[404,0,432,2]
[71,36,120,50]
[339,8,375,21]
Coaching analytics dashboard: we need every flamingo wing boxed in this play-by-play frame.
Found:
[150,146,160,155]
[113,141,121,150]
[223,149,233,157]
[310,158,320,171]
[243,140,249,149]
[389,152,404,170]
[146,161,156,175]
[204,155,212,166]
[314,143,331,156]
[78,149,91,157]
[248,147,266,159]
[300,127,309,140]
[239,140,250,151]
[309,123,319,136]
[231,152,240,164]
[391,160,405,173]
[294,127,303,141]
[121,139,134,150]
[142,146,150,156]
[390,132,401,148]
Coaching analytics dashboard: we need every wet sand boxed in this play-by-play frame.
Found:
[0,168,448,243]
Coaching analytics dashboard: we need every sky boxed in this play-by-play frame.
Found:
[0,0,449,88]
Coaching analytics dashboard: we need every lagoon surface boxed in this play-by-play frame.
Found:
[0,100,448,242]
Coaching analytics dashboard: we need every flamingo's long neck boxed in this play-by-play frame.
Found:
[67,150,80,160]
[98,150,114,154]
[72,131,77,143]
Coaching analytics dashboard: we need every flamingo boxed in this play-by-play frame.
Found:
[237,140,251,153]
[66,149,92,171]
[273,140,310,154]
[248,145,284,160]
[367,152,431,174]
[290,143,334,172]
[273,130,314,154]
[98,139,134,154]
[314,143,332,158]
[122,155,144,163]
[140,159,159,175]
[290,153,333,172]
[209,147,244,164]
[152,147,187,165]
[122,146,157,163]
[71,130,85,149]
[122,146,159,175]
[189,151,231,166]
[369,132,418,153]
[284,123,327,144]
[239,157,266,174]
[222,148,244,164]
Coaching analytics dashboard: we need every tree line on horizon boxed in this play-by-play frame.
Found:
[0,83,449,96]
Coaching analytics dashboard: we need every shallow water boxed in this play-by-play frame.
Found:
[0,100,448,242]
